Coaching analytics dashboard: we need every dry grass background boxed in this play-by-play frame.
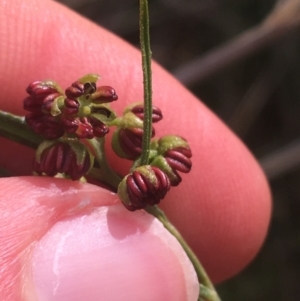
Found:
[57,0,300,300]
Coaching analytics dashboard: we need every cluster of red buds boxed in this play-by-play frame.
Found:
[23,74,192,211]
[23,74,118,180]
[150,135,192,186]
[112,103,162,160]
[111,103,192,210]
[24,74,117,140]
[118,165,171,211]
[33,140,94,180]
[117,135,192,210]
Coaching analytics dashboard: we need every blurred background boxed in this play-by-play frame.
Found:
[57,0,300,300]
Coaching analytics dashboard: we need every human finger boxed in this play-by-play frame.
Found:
[0,0,271,283]
[0,177,199,300]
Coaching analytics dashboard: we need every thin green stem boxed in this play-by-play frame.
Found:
[146,205,221,301]
[0,110,42,148]
[199,284,221,301]
[139,0,152,165]
[86,138,122,189]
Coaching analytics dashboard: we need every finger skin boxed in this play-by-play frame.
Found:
[0,0,271,283]
[0,177,199,301]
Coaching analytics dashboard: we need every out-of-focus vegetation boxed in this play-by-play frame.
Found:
[58,1,300,300]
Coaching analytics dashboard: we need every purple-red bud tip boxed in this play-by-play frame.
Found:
[131,105,163,123]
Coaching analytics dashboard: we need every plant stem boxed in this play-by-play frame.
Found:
[86,138,122,189]
[139,0,153,166]
[146,205,221,301]
[138,1,220,299]
[0,110,42,148]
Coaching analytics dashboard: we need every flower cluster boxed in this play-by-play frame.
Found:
[24,74,118,180]
[33,140,94,180]
[24,74,117,140]
[150,135,192,186]
[23,74,192,211]
[112,105,191,211]
[117,135,192,210]
[118,165,171,211]
[112,103,162,160]
[24,81,65,139]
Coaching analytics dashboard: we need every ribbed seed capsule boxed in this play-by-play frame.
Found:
[113,126,155,160]
[118,129,143,158]
[118,166,171,211]
[164,148,192,173]
[150,135,192,186]
[130,104,163,123]
[34,141,94,180]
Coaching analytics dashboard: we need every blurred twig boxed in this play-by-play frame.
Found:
[227,46,290,136]
[160,0,216,16]
[260,139,300,180]
[173,0,300,86]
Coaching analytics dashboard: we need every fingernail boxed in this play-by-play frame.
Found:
[29,205,199,301]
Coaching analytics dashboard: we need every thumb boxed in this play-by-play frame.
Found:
[0,177,199,301]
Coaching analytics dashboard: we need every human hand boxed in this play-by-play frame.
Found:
[0,0,271,300]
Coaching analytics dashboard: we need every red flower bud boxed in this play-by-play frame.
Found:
[65,81,98,99]
[42,92,62,112]
[34,141,94,180]
[131,104,163,123]
[150,136,192,186]
[61,115,79,133]
[164,147,192,173]
[118,166,170,211]
[24,80,65,139]
[65,81,85,99]
[112,126,156,160]
[23,96,43,112]
[64,98,80,115]
[75,117,94,139]
[89,117,109,137]
[89,86,118,103]
[25,113,64,140]
[26,81,59,99]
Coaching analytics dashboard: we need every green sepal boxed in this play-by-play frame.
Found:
[50,95,65,117]
[150,155,179,185]
[68,139,94,169]
[131,149,157,171]
[135,165,157,185]
[117,175,131,206]
[110,112,144,160]
[78,74,100,85]
[35,140,58,163]
[121,111,144,129]
[117,165,157,208]
[156,135,190,155]
[90,103,117,124]
[111,128,132,159]
[122,102,143,115]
